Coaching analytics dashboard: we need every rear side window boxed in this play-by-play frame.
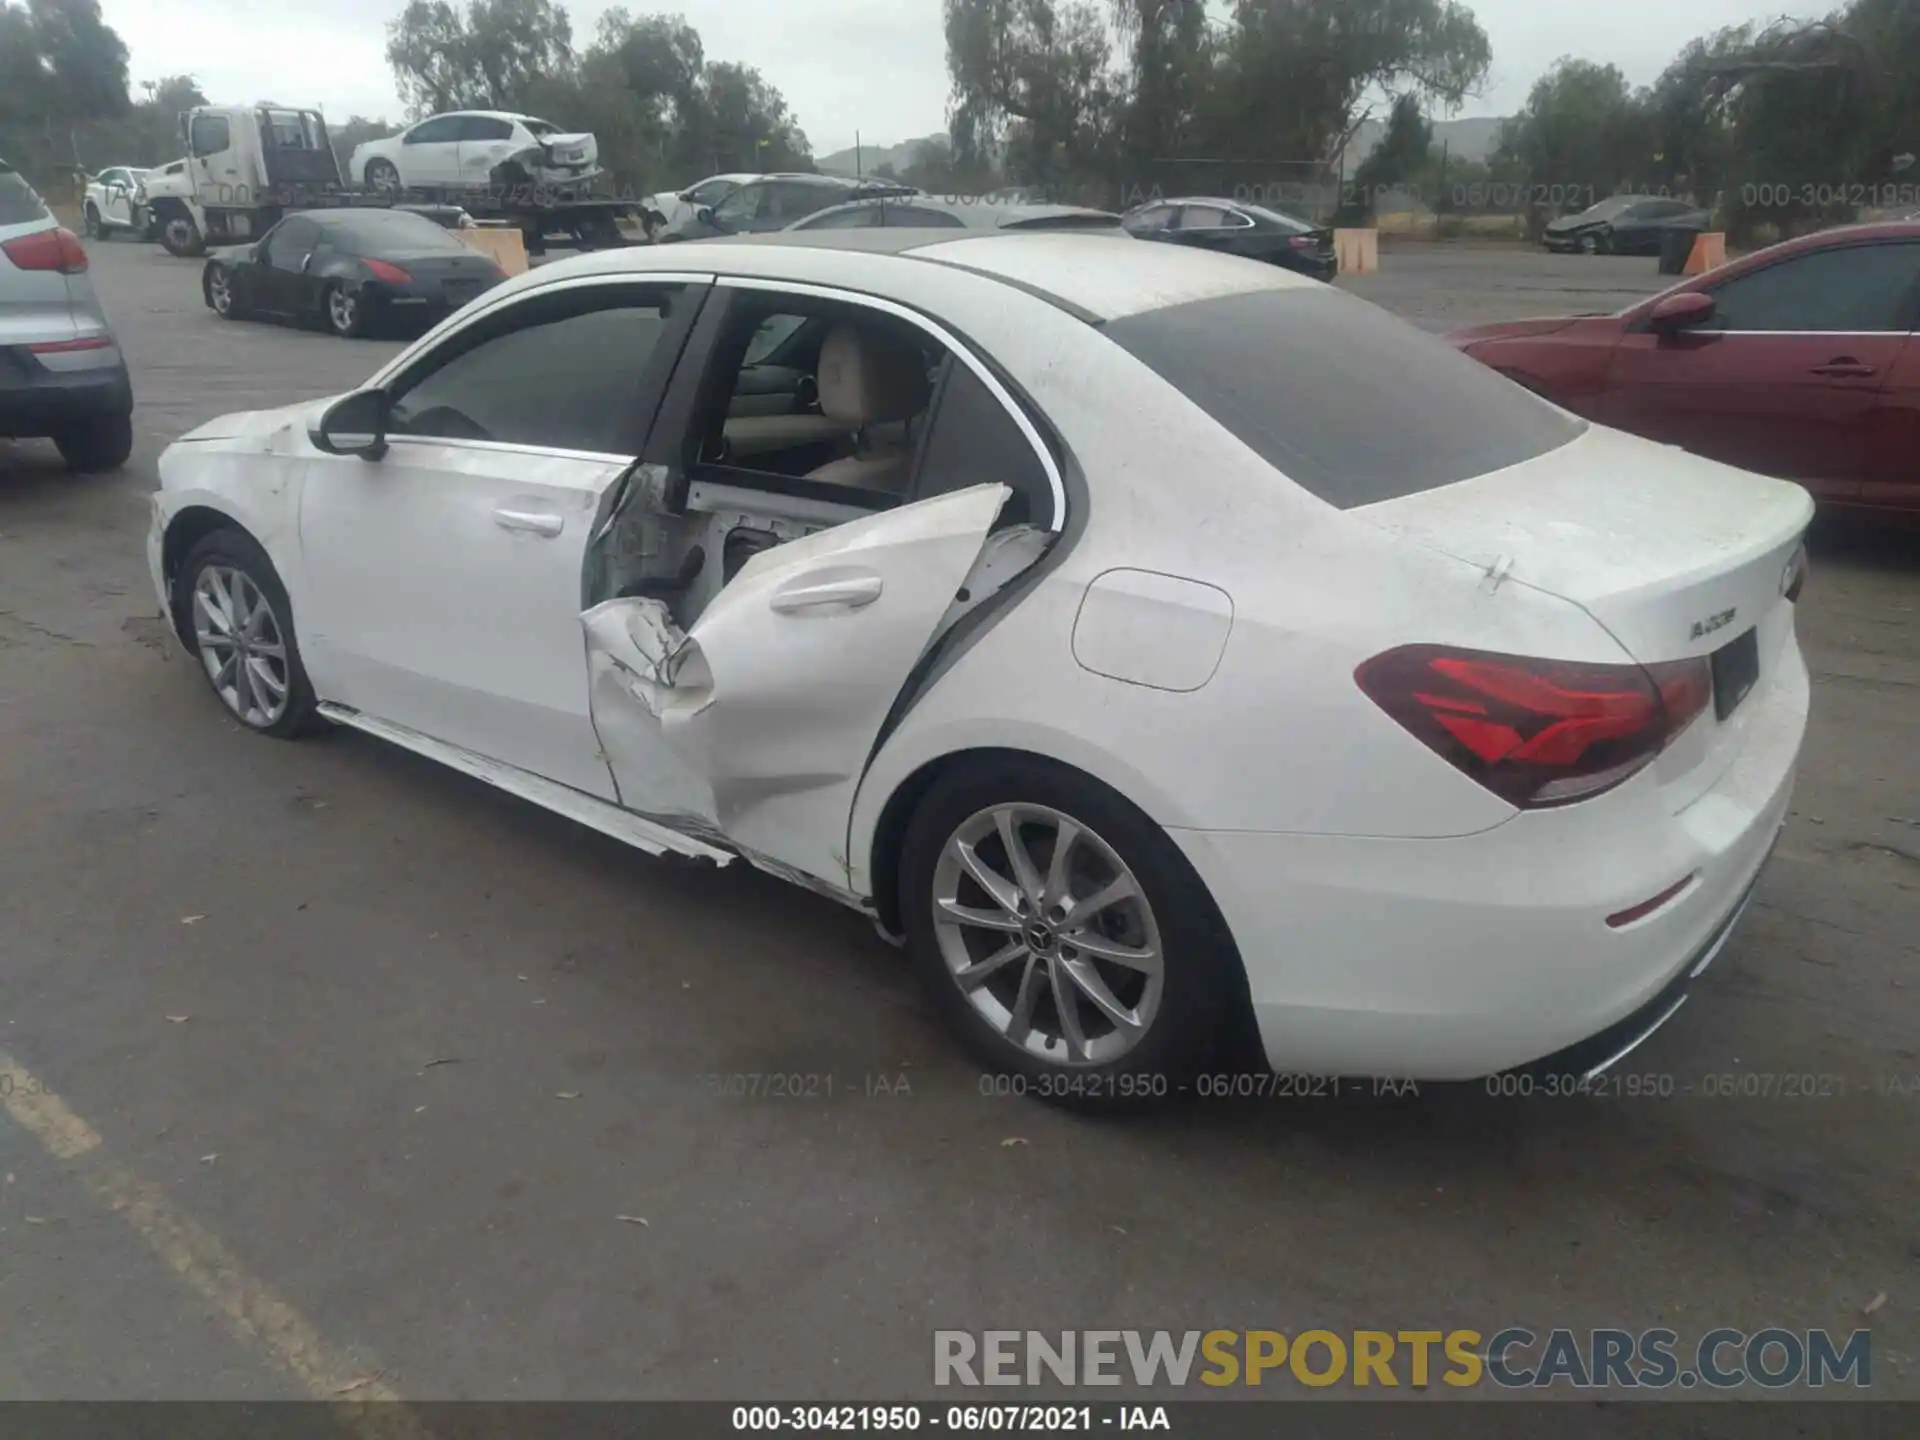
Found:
[1103,288,1585,508]
[914,362,1052,526]
[1708,243,1920,333]
[0,167,51,225]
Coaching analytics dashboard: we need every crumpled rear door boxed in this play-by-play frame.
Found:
[584,483,1010,889]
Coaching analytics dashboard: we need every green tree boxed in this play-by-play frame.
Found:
[1343,90,1433,218]
[1109,0,1213,170]
[0,0,132,181]
[386,0,574,116]
[1494,57,1654,210]
[943,0,1119,196]
[1205,0,1492,165]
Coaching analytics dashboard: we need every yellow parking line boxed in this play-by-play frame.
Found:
[1,1048,430,1438]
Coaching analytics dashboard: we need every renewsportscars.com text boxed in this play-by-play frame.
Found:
[934,1328,1872,1390]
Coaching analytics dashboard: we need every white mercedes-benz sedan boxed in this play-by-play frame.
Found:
[149,230,1813,1103]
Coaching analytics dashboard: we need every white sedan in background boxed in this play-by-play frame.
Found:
[147,231,1811,1103]
[639,172,758,238]
[351,111,598,194]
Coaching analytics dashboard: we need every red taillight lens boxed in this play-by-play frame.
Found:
[2,227,88,274]
[362,258,412,284]
[1355,646,1714,809]
[1288,234,1319,250]
[28,334,114,353]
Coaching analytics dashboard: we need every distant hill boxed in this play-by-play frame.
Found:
[1342,115,1507,170]
[816,134,951,179]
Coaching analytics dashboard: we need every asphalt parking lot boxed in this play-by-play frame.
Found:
[1,236,1916,1410]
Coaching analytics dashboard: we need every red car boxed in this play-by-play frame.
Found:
[1448,222,1920,514]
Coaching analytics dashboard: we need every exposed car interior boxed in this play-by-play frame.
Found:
[591,293,1056,637]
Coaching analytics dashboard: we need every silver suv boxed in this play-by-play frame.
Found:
[1,159,133,471]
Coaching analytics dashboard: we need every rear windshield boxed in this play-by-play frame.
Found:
[0,166,51,226]
[320,209,466,250]
[1242,204,1315,234]
[1103,287,1584,508]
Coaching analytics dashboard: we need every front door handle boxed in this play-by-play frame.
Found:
[493,506,564,537]
[769,572,884,613]
[1811,358,1878,378]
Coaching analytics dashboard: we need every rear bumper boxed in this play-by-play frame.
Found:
[0,353,132,437]
[1172,633,1809,1080]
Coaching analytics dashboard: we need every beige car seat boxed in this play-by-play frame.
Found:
[804,324,933,493]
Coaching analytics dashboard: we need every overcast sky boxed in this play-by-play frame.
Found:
[99,0,1797,156]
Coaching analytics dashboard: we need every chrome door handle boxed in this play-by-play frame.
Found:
[1811,358,1877,378]
[493,506,564,537]
[769,573,884,613]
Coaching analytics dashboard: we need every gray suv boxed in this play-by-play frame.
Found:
[1,160,133,471]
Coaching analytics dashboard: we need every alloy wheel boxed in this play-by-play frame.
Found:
[208,267,232,314]
[192,565,291,728]
[931,804,1165,1066]
[328,289,357,334]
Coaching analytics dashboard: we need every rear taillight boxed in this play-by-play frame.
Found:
[2,227,88,274]
[1356,645,1713,809]
[1288,235,1319,251]
[1783,542,1809,604]
[28,335,113,353]
[363,258,412,284]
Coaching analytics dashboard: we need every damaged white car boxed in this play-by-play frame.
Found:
[351,111,599,196]
[149,232,1811,1103]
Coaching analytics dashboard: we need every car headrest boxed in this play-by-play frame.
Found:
[817,324,931,429]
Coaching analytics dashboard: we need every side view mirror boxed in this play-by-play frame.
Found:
[1649,291,1716,334]
[310,388,389,460]
[697,206,718,227]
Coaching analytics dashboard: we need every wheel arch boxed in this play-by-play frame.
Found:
[161,505,254,644]
[863,743,1196,933]
[863,743,1261,1062]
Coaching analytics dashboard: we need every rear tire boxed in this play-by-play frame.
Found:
[365,159,401,195]
[54,412,133,473]
[174,527,321,740]
[899,757,1249,1109]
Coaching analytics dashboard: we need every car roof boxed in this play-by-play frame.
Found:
[799,197,1122,228]
[525,228,1318,322]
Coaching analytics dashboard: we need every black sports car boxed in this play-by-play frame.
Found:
[1121,197,1338,280]
[1543,196,1711,255]
[201,207,508,338]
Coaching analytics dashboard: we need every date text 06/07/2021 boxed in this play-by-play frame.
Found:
[731,1405,1168,1433]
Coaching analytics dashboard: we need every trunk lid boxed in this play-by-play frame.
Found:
[537,133,597,168]
[1359,423,1813,807]
[1360,424,1812,666]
